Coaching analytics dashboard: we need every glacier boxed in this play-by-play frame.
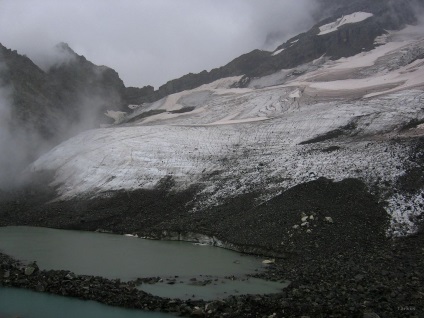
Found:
[30,25,424,236]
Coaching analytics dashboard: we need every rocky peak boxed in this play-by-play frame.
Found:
[0,41,128,179]
[55,42,75,54]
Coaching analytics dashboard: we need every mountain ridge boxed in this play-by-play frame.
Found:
[125,0,421,105]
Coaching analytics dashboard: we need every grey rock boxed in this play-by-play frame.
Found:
[363,312,381,318]
[24,266,36,276]
[65,272,77,280]
[191,307,204,317]
[324,217,334,223]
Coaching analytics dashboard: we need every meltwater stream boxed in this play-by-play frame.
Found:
[0,226,288,308]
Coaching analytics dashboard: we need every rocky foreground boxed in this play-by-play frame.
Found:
[0,230,423,318]
[0,176,423,317]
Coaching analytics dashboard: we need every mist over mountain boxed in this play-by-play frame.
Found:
[0,42,126,188]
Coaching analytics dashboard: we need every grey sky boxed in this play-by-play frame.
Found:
[0,0,318,88]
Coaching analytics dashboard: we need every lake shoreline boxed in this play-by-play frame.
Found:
[0,252,204,316]
[1,227,423,317]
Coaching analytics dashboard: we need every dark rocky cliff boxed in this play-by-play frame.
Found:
[47,43,126,117]
[0,43,126,141]
[0,42,127,176]
[0,43,57,139]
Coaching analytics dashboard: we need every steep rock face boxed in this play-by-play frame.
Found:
[0,43,58,139]
[0,42,127,168]
[47,43,126,120]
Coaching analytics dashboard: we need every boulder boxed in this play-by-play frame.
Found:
[325,217,334,223]
[24,266,36,276]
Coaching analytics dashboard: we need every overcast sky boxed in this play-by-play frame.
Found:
[0,0,319,88]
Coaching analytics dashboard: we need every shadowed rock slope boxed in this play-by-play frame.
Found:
[0,42,126,170]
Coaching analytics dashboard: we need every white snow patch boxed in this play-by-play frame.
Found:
[318,12,374,35]
[374,33,389,46]
[207,116,269,126]
[289,89,301,98]
[196,76,245,90]
[160,92,186,111]
[309,73,405,91]
[142,107,206,124]
[155,76,248,112]
[211,88,253,95]
[329,41,414,70]
[387,190,424,236]
[272,48,285,56]
[104,110,127,124]
[365,59,424,97]
[312,54,326,65]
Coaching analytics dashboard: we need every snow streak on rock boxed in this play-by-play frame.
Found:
[318,12,374,35]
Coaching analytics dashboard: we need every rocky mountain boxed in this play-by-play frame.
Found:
[124,0,421,105]
[46,43,126,129]
[0,42,126,139]
[0,42,58,140]
[0,42,126,179]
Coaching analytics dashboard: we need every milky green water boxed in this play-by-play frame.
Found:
[0,226,288,301]
[140,276,289,300]
[0,287,173,318]
[0,226,261,280]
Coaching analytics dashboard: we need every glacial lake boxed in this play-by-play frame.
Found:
[0,226,288,301]
[0,287,173,318]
